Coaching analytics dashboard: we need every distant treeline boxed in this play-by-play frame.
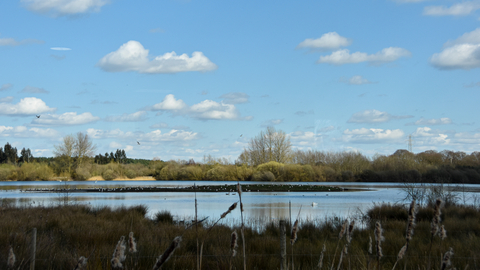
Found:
[1,139,480,183]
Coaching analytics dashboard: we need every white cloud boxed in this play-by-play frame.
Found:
[220,92,249,104]
[348,109,413,123]
[453,132,480,144]
[289,131,323,146]
[151,94,249,120]
[297,32,352,51]
[87,128,199,142]
[412,127,450,145]
[21,0,109,16]
[97,40,217,74]
[109,141,122,149]
[0,96,14,103]
[0,125,59,138]
[51,47,71,50]
[317,47,411,65]
[0,37,44,46]
[342,128,405,143]
[20,86,49,94]
[430,28,480,70]
[31,112,100,125]
[0,97,56,116]
[261,119,284,127]
[152,94,187,111]
[342,75,374,85]
[423,1,480,16]
[105,111,148,122]
[0,84,13,91]
[410,117,453,125]
[149,122,169,129]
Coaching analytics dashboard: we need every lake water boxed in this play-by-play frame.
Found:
[0,181,478,226]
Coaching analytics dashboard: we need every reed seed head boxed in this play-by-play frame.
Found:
[317,243,326,269]
[291,220,299,245]
[74,256,87,270]
[375,221,384,259]
[346,220,355,244]
[339,219,348,240]
[221,202,238,218]
[440,225,447,240]
[441,247,454,270]
[368,236,372,255]
[111,235,126,269]
[153,236,182,270]
[7,246,15,269]
[237,183,242,195]
[129,231,137,253]
[397,244,407,261]
[231,230,238,257]
[406,200,416,243]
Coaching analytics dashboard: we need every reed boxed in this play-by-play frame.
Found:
[7,246,15,269]
[374,221,384,270]
[428,198,443,269]
[237,182,246,270]
[111,235,126,269]
[330,219,348,270]
[317,242,326,270]
[230,230,238,270]
[152,236,182,270]
[73,256,87,270]
[440,247,454,270]
[129,232,137,253]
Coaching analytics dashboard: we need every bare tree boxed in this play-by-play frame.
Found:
[240,127,292,166]
[53,135,75,174]
[75,132,97,165]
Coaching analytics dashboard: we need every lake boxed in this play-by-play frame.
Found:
[1,181,478,226]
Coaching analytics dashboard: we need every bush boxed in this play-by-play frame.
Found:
[125,169,136,179]
[17,163,54,181]
[75,166,91,181]
[102,169,116,180]
[251,171,275,181]
[0,164,16,181]
[154,210,174,224]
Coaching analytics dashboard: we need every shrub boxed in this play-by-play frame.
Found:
[102,169,116,180]
[251,171,275,181]
[75,166,91,181]
[17,163,54,181]
[205,165,236,181]
[125,169,136,179]
[0,164,16,181]
[256,161,285,180]
[154,210,174,224]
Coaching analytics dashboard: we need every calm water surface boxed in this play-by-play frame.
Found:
[0,181,478,224]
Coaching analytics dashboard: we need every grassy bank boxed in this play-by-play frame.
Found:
[0,199,478,269]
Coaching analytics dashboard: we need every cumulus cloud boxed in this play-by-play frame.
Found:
[0,97,55,116]
[31,112,99,126]
[21,0,109,16]
[105,111,148,122]
[97,40,217,74]
[297,32,352,51]
[318,47,411,65]
[348,109,413,123]
[430,28,480,70]
[341,128,405,143]
[0,37,44,46]
[412,127,450,145]
[20,86,49,94]
[408,117,453,125]
[0,125,59,138]
[261,119,283,127]
[0,83,13,91]
[150,94,250,120]
[220,92,249,104]
[87,128,199,142]
[423,1,480,16]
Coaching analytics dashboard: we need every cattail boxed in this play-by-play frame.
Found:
[368,236,372,255]
[7,246,15,269]
[231,231,238,257]
[339,219,348,240]
[397,244,407,260]
[374,221,384,259]
[240,202,244,212]
[440,225,447,240]
[74,256,87,270]
[221,202,238,219]
[317,242,326,269]
[129,231,137,253]
[431,198,443,237]
[112,236,126,269]
[291,220,299,245]
[346,220,355,244]
[406,200,416,244]
[237,183,242,195]
[441,247,454,270]
[153,236,182,270]
[336,245,348,270]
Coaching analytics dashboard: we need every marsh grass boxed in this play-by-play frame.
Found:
[0,202,479,269]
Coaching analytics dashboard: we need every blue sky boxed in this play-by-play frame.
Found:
[1,0,480,161]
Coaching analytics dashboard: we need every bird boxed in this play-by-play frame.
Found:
[137,141,140,145]
[240,134,243,137]
[36,115,40,118]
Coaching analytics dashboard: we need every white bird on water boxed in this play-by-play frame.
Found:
[312,202,318,207]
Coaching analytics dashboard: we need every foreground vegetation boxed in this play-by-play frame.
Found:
[0,199,478,269]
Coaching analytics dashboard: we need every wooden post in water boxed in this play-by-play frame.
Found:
[280,220,287,270]
[30,228,36,270]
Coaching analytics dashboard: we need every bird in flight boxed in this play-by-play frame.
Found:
[137,141,140,145]
[36,115,40,118]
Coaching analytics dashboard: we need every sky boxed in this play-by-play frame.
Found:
[1,0,480,162]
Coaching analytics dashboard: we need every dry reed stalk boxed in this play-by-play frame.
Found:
[368,236,372,255]
[237,182,246,270]
[375,221,384,270]
[428,198,443,270]
[111,236,126,269]
[391,244,407,270]
[330,219,349,270]
[346,220,355,244]
[129,232,137,253]
[336,245,347,270]
[317,242,326,269]
[405,200,416,247]
[73,256,87,270]
[440,225,447,241]
[231,230,238,257]
[291,219,299,270]
[153,236,182,270]
[441,247,454,270]
[7,246,15,269]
